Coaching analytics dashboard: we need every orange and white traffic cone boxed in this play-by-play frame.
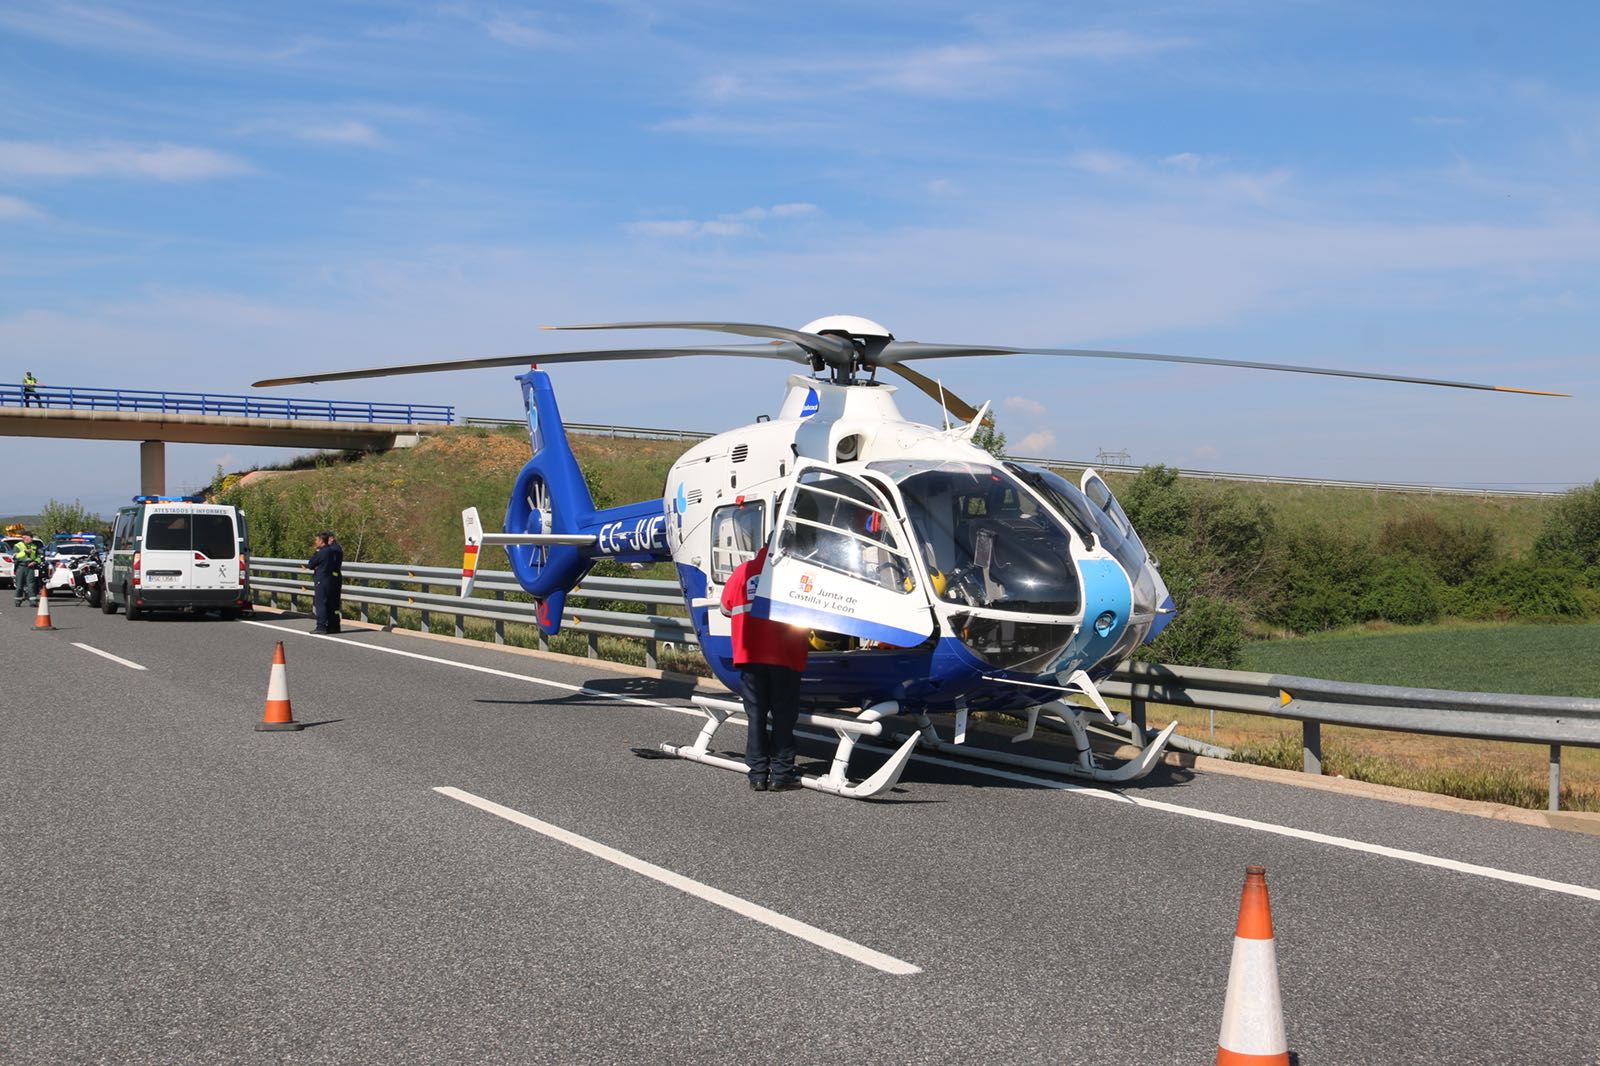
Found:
[31,586,55,631]
[256,640,304,732]
[1216,865,1288,1065]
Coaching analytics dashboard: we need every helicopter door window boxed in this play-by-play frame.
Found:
[777,471,916,594]
[709,502,766,584]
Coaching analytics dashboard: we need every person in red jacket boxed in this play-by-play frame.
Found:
[720,544,810,792]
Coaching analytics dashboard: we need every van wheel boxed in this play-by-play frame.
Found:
[101,586,118,614]
[125,590,141,620]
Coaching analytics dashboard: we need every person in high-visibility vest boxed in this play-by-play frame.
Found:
[21,371,40,408]
[11,537,41,606]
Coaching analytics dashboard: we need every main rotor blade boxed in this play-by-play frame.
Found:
[885,364,985,424]
[548,321,854,360]
[876,341,1568,396]
[253,343,810,387]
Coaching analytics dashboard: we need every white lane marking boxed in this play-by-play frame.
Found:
[71,643,147,671]
[242,620,1600,905]
[434,786,921,975]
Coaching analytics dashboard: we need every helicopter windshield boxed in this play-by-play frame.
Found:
[867,460,1081,616]
[1011,464,1148,578]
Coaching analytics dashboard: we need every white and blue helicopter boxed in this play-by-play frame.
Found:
[257,317,1563,799]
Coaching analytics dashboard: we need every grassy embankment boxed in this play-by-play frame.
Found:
[227,428,1596,809]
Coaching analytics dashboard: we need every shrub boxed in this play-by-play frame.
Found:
[1136,594,1245,668]
[1262,528,1374,633]
[1447,560,1589,621]
[1358,557,1443,625]
[1377,513,1498,584]
[1119,465,1191,542]
[1533,481,1600,571]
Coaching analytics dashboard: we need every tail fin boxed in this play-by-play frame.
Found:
[461,507,485,597]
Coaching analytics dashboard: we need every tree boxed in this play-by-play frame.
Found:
[971,419,1007,459]
[36,499,109,540]
[1533,480,1600,572]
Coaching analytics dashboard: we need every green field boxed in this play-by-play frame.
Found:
[1240,622,1600,697]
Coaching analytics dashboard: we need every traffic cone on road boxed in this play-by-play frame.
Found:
[256,641,304,732]
[1216,865,1288,1065]
[31,587,55,631]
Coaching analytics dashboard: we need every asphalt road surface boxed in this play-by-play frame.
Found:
[4,597,1599,1065]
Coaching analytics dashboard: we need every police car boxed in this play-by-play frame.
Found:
[46,532,104,567]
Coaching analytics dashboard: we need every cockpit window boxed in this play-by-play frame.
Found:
[867,460,1080,615]
[777,469,917,594]
[1013,464,1148,578]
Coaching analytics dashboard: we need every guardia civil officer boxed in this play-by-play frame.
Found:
[21,371,40,408]
[11,536,41,606]
[307,531,343,634]
[719,544,810,791]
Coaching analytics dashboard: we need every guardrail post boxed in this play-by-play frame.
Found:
[387,580,398,628]
[419,580,430,632]
[1302,720,1322,775]
[1550,744,1562,812]
[586,633,598,658]
[493,590,505,644]
[538,628,548,652]
[645,639,657,670]
[455,606,464,639]
[1130,694,1146,733]
[358,595,368,624]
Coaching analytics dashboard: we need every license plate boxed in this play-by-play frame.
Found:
[144,573,177,583]
[83,573,98,584]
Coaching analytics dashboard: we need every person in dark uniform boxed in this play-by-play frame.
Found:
[307,531,343,634]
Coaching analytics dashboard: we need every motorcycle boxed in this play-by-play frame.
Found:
[46,553,103,607]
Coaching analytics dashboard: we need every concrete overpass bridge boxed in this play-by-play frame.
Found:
[0,384,453,494]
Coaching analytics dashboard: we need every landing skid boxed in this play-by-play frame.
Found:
[660,696,921,799]
[905,700,1179,784]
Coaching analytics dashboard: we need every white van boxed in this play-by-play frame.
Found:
[103,496,252,620]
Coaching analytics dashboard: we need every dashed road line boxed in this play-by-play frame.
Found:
[434,786,921,975]
[242,620,1600,904]
[70,642,147,671]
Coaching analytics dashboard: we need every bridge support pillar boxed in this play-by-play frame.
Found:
[140,440,166,495]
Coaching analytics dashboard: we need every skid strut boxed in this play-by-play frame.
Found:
[909,670,1177,783]
[660,697,920,799]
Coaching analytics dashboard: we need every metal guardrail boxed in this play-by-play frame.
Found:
[2,385,454,425]
[249,558,693,667]
[247,559,1599,810]
[1103,662,1600,810]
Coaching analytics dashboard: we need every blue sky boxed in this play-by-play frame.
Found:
[2,1,1597,514]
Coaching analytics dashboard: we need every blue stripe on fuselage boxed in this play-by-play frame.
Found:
[1053,557,1132,676]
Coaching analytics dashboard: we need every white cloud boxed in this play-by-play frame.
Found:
[626,203,818,238]
[1068,149,1134,175]
[1004,395,1046,416]
[483,15,562,49]
[0,141,252,181]
[0,194,42,220]
[1017,430,1057,453]
[296,120,383,146]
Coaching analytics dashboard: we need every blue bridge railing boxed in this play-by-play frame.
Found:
[0,384,453,425]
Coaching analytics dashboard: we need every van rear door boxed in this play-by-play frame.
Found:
[189,510,239,591]
[141,507,239,592]
[141,509,196,590]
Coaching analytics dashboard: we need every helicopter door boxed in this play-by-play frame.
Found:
[753,463,936,647]
[1080,469,1147,566]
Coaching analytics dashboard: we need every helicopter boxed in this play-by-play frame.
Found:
[256,316,1565,799]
